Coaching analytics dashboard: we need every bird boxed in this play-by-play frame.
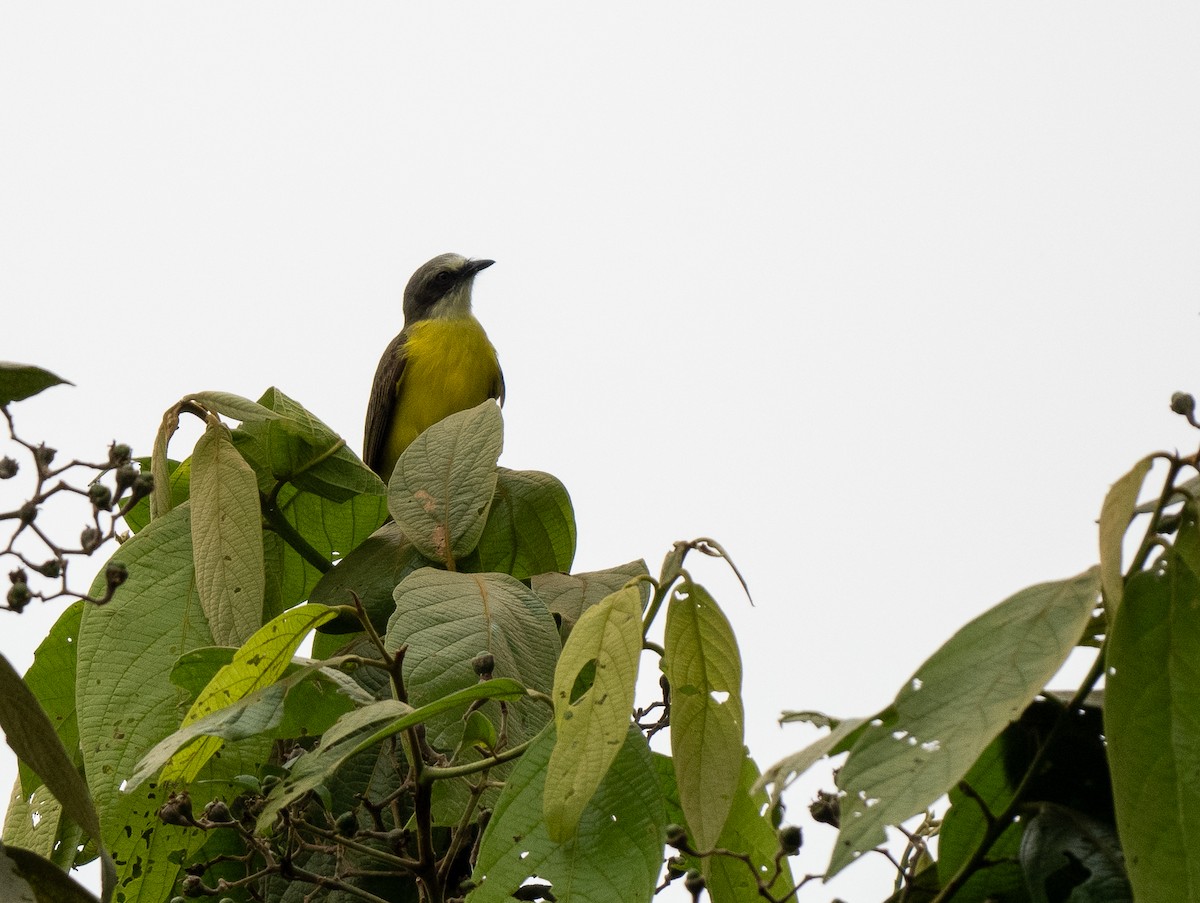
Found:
[363,252,505,480]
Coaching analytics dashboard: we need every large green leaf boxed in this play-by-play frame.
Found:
[0,362,71,404]
[663,581,744,852]
[19,602,82,799]
[830,567,1101,875]
[532,560,649,637]
[469,725,665,903]
[387,402,503,566]
[154,605,337,784]
[544,585,643,840]
[191,417,264,645]
[233,387,384,503]
[1098,455,1154,618]
[76,504,216,901]
[385,569,559,754]
[1107,555,1200,900]
[0,654,101,845]
[461,468,577,579]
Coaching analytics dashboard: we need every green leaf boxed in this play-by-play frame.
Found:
[158,605,337,784]
[385,569,559,754]
[256,680,524,832]
[387,401,503,566]
[469,725,665,903]
[187,390,282,424]
[1021,804,1130,903]
[544,585,643,841]
[0,654,101,846]
[308,520,429,635]
[4,781,77,866]
[19,603,82,800]
[129,654,360,790]
[191,417,265,645]
[532,560,650,637]
[232,387,384,503]
[0,843,100,903]
[656,753,796,902]
[663,581,744,851]
[938,730,1029,903]
[1107,556,1200,899]
[0,362,72,404]
[461,468,577,579]
[76,504,214,899]
[264,480,390,619]
[1098,455,1154,618]
[830,567,1101,876]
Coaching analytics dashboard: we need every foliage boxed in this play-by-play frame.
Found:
[6,362,1200,903]
[0,368,793,903]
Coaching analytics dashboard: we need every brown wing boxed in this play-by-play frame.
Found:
[363,329,409,477]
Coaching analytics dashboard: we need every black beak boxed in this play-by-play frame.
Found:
[464,258,495,276]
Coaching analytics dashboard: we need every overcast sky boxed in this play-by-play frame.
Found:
[3,4,1199,900]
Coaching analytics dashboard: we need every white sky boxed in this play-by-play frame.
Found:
[2,4,1199,900]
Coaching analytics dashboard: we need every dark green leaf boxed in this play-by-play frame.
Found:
[19,602,82,799]
[1107,554,1200,901]
[0,842,100,903]
[1021,804,1130,903]
[461,468,577,579]
[0,362,71,405]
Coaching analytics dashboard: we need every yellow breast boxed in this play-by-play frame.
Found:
[384,316,502,472]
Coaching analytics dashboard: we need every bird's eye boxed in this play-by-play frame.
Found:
[434,271,453,285]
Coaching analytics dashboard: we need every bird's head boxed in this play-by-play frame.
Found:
[402,253,495,323]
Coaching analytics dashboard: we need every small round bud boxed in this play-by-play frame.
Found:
[33,446,56,469]
[334,811,358,837]
[33,560,60,579]
[80,526,102,553]
[109,443,133,466]
[180,874,208,898]
[158,791,194,827]
[105,561,129,590]
[1172,392,1196,417]
[7,582,31,612]
[665,856,687,876]
[202,799,232,824]
[810,790,840,828]
[18,501,37,525]
[683,869,706,895]
[0,457,17,479]
[9,568,27,584]
[665,823,689,849]
[472,652,495,677]
[113,463,138,497]
[777,824,803,855]
[88,483,113,512]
